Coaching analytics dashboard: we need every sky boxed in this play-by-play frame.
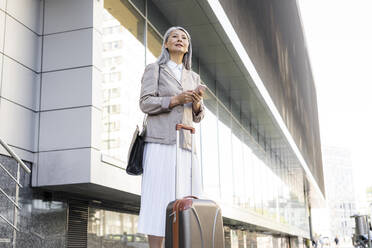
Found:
[298,0,372,211]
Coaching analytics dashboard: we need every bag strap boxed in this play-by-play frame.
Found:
[142,63,161,131]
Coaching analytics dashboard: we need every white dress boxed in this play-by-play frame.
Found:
[137,60,203,237]
[137,143,202,237]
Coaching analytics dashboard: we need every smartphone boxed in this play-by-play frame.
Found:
[195,84,207,94]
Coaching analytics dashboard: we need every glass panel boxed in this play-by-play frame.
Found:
[257,234,273,248]
[261,164,270,218]
[283,165,291,224]
[200,92,220,199]
[270,165,277,220]
[88,208,148,247]
[147,0,171,36]
[278,162,286,224]
[231,229,239,248]
[129,0,145,15]
[231,125,245,207]
[102,1,146,162]
[243,143,255,210]
[104,0,145,44]
[224,226,232,248]
[261,160,270,218]
[146,25,163,64]
[246,231,258,248]
[273,169,280,222]
[253,156,263,214]
[218,103,233,205]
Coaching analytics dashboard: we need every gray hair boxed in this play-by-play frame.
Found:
[156,26,192,70]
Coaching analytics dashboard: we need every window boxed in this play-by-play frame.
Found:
[104,104,121,114]
[103,121,120,131]
[102,138,121,149]
[88,208,147,247]
[146,25,162,63]
[101,0,146,161]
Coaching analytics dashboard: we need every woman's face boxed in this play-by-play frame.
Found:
[165,29,189,56]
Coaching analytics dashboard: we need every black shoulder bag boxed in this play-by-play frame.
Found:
[126,64,160,175]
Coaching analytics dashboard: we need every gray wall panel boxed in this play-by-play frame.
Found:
[4,15,42,72]
[42,28,93,72]
[2,56,40,111]
[0,99,37,152]
[44,0,93,34]
[41,67,94,111]
[39,107,93,152]
[36,148,92,186]
[0,0,5,11]
[0,10,4,53]
[7,0,43,35]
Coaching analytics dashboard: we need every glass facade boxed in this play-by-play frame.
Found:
[100,0,309,236]
[87,208,300,248]
[88,208,147,248]
[224,226,293,248]
[101,0,146,160]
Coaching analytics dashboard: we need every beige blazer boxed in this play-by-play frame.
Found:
[139,62,205,150]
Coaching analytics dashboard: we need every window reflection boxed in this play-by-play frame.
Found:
[88,208,148,248]
[200,93,220,199]
[253,157,263,214]
[199,88,308,230]
[146,25,162,64]
[244,143,255,210]
[101,1,146,162]
[231,130,244,207]
[218,104,234,204]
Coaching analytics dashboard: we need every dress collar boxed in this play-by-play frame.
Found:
[166,60,183,71]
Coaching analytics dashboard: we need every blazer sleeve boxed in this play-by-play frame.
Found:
[192,74,205,123]
[139,63,172,115]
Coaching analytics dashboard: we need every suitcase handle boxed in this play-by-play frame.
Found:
[182,195,198,200]
[175,124,195,199]
[176,124,195,134]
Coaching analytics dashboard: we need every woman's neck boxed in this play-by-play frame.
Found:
[169,53,183,65]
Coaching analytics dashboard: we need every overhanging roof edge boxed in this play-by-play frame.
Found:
[203,0,325,204]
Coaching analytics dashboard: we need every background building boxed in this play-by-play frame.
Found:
[316,146,357,245]
[0,0,324,247]
[366,187,372,217]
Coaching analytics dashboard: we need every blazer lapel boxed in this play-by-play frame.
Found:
[160,64,182,87]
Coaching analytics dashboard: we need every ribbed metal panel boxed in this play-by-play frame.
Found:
[67,200,88,248]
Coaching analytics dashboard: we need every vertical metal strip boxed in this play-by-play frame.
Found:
[190,131,193,195]
[216,100,222,199]
[176,129,179,199]
[12,163,21,247]
[144,0,147,66]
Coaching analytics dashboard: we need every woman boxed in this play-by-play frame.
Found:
[137,26,205,248]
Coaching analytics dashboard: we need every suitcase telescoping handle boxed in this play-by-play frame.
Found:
[176,124,195,134]
[175,124,195,199]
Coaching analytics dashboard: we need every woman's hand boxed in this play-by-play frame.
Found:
[169,91,194,108]
[192,89,204,113]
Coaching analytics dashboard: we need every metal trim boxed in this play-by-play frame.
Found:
[0,187,21,209]
[0,162,23,188]
[0,214,19,232]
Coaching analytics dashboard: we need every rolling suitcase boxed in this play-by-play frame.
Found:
[165,124,225,248]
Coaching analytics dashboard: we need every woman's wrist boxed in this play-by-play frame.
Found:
[169,96,179,108]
